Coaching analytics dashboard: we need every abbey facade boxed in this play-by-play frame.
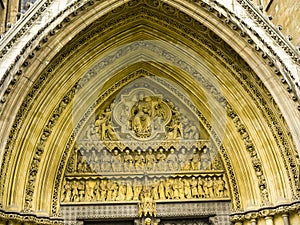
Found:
[0,0,300,225]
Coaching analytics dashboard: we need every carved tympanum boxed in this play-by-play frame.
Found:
[61,85,230,211]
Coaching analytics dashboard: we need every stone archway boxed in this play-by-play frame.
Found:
[0,0,299,225]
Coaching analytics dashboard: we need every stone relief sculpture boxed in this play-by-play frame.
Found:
[61,87,230,222]
[95,107,119,141]
[92,88,201,142]
[138,186,157,217]
[61,175,229,203]
[72,144,222,174]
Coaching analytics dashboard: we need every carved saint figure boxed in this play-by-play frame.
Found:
[152,180,159,200]
[62,180,72,202]
[166,110,183,139]
[133,179,143,200]
[106,180,114,201]
[95,108,118,141]
[158,180,166,200]
[85,181,95,201]
[94,180,101,201]
[130,96,153,138]
[146,149,157,170]
[124,149,134,171]
[167,148,179,171]
[117,183,126,201]
[216,176,226,197]
[126,181,134,201]
[206,177,214,198]
[86,123,98,140]
[203,177,209,198]
[183,178,191,199]
[104,120,119,141]
[213,177,219,197]
[177,178,185,199]
[191,149,200,170]
[165,178,174,199]
[78,180,85,201]
[156,148,166,171]
[135,149,145,171]
[200,147,211,170]
[182,115,199,139]
[111,150,123,172]
[111,182,119,201]
[190,177,199,198]
[101,149,111,172]
[197,177,204,198]
[178,148,190,171]
[100,179,107,201]
[95,112,107,140]
[71,181,79,202]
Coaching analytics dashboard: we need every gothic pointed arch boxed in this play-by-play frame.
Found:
[0,0,299,225]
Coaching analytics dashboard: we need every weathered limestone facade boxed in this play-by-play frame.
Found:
[0,0,300,225]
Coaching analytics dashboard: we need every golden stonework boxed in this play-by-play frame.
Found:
[61,84,230,213]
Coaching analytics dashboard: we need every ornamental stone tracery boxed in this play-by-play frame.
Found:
[0,0,299,225]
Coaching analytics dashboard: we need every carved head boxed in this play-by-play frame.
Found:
[145,217,151,225]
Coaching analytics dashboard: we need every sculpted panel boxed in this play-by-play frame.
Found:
[61,174,229,203]
[61,82,230,223]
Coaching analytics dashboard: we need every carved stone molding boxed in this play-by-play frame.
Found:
[0,0,298,218]
[0,209,63,225]
[0,0,299,114]
[60,201,231,224]
[230,201,300,223]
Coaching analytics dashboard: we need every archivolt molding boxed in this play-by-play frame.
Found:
[0,0,298,150]
[0,0,299,105]
[0,0,299,219]
[28,34,295,215]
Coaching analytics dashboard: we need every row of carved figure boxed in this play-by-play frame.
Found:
[61,175,228,203]
[75,147,221,173]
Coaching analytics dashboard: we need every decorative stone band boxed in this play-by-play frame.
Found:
[76,140,209,153]
[230,201,300,223]
[60,200,231,224]
[0,209,63,225]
